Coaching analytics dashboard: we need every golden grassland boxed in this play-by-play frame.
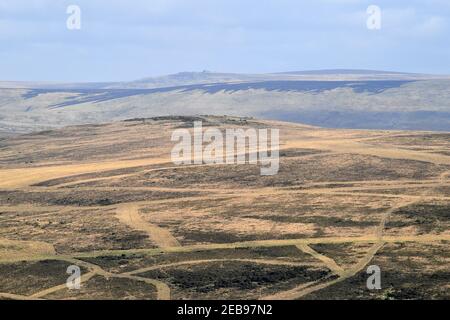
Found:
[0,116,448,300]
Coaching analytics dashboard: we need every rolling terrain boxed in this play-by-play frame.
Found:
[1,70,450,136]
[0,116,448,300]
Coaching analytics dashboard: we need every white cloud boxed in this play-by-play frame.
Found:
[416,16,447,36]
[0,0,449,81]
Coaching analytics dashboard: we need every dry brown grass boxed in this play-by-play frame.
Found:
[0,116,448,299]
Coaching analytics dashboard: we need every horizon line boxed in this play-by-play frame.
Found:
[1,68,450,85]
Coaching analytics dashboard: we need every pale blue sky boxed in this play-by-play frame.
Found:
[1,0,449,82]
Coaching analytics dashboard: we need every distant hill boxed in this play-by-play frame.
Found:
[0,70,449,135]
[1,69,447,90]
[277,69,416,75]
[107,69,449,89]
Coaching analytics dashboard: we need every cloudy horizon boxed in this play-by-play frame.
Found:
[1,0,449,82]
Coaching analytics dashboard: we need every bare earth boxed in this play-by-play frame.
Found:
[0,116,448,300]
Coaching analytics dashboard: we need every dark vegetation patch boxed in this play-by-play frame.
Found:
[124,115,259,128]
[0,208,155,253]
[0,189,198,207]
[92,154,447,189]
[359,187,430,196]
[139,261,333,299]
[44,275,157,300]
[124,115,206,123]
[303,268,450,300]
[176,229,313,245]
[378,241,450,261]
[199,193,389,221]
[293,183,356,189]
[178,230,265,244]
[0,260,84,295]
[351,185,449,197]
[434,151,450,156]
[279,148,323,158]
[80,246,316,273]
[141,196,235,214]
[243,214,379,227]
[370,133,450,147]
[386,203,450,233]
[303,242,450,300]
[309,242,374,267]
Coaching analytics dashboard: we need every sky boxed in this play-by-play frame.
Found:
[0,0,449,82]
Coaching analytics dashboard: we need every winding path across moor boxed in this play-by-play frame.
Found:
[116,203,180,248]
[0,119,449,300]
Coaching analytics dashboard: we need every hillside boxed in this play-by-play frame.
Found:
[1,70,449,135]
[0,116,448,299]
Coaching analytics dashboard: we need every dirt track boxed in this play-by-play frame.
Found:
[116,203,180,248]
[0,119,449,300]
